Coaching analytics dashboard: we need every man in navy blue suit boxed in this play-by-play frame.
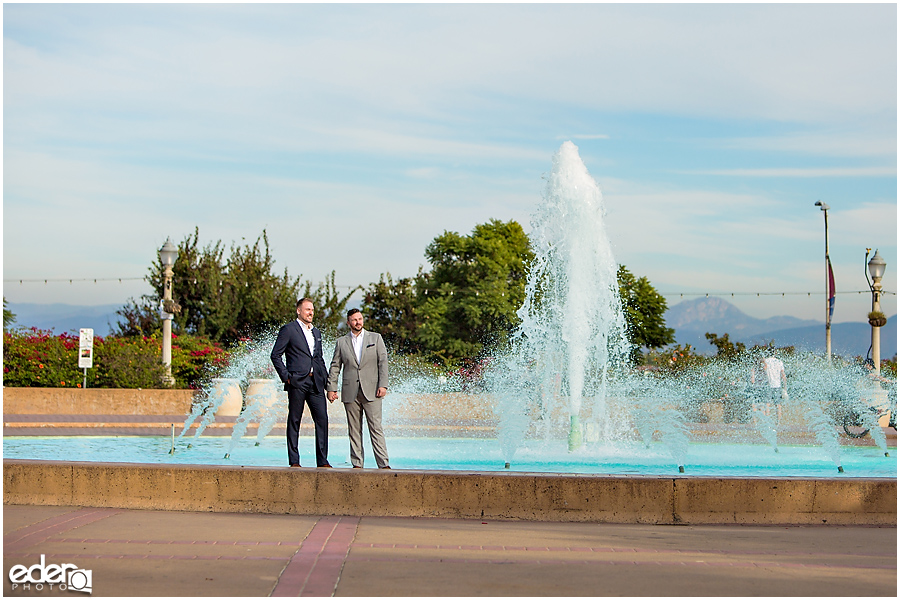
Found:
[270,297,332,468]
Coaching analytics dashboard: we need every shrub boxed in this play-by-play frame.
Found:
[169,332,229,388]
[644,344,706,372]
[3,329,83,387]
[90,336,164,389]
[3,328,229,389]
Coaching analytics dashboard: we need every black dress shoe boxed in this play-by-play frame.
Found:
[318,463,333,468]
[380,466,391,469]
[352,465,362,468]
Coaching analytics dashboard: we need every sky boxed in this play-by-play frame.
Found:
[3,3,897,326]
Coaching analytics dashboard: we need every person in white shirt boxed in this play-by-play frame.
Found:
[752,355,787,422]
[326,309,390,469]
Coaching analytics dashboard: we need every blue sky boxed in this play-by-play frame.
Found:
[3,3,897,325]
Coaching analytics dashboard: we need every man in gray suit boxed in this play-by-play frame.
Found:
[326,309,390,469]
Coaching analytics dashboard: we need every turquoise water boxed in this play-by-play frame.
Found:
[3,435,896,478]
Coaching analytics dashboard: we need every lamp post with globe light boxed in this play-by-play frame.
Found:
[866,249,887,376]
[158,238,180,386]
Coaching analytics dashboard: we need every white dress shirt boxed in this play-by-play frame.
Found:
[297,319,315,374]
[352,329,365,364]
[763,357,785,388]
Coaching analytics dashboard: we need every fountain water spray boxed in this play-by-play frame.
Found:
[224,379,284,459]
[513,141,630,452]
[178,330,297,452]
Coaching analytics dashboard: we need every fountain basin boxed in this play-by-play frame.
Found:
[3,435,895,477]
[3,458,894,525]
[6,435,893,524]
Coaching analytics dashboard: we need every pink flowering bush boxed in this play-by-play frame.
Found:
[3,328,228,389]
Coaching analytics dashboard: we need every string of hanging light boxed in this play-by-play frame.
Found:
[4,277,145,284]
[659,291,897,297]
[3,277,895,297]
[2,277,361,290]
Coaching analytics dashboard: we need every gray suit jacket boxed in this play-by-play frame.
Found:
[326,330,389,402]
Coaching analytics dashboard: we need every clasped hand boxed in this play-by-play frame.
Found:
[327,388,387,402]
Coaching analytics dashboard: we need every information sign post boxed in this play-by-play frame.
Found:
[78,328,94,388]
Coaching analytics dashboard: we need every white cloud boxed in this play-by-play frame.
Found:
[3,3,895,322]
[6,4,896,124]
[720,132,896,159]
[831,202,899,248]
[561,134,611,140]
[679,167,896,178]
[602,179,894,302]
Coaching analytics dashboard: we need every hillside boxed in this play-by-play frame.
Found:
[667,297,896,359]
[6,297,897,360]
[5,303,122,336]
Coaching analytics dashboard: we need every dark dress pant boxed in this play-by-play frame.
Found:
[286,376,329,466]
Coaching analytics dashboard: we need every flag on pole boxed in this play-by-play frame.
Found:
[827,256,836,322]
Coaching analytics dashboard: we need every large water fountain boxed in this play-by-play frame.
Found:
[479,141,893,474]
[4,142,895,478]
[510,141,631,452]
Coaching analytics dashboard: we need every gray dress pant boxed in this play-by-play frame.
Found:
[344,387,389,468]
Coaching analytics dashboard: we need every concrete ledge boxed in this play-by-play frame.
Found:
[4,459,895,525]
[2,387,196,415]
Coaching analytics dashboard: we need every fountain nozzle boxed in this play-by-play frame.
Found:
[678,465,685,473]
[504,462,510,469]
[568,416,583,452]
[224,453,230,459]
[837,465,844,473]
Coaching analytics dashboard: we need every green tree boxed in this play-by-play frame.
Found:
[3,297,16,331]
[617,265,675,362]
[361,271,423,353]
[116,228,303,345]
[748,340,795,356]
[300,271,361,338]
[416,219,534,361]
[704,332,746,359]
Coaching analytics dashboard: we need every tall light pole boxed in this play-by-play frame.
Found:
[814,201,833,361]
[158,238,179,386]
[867,249,887,376]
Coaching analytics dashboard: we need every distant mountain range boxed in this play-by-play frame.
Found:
[667,297,897,359]
[6,298,896,361]
[5,303,123,336]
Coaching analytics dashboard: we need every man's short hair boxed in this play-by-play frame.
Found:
[347,308,361,319]
[297,297,314,308]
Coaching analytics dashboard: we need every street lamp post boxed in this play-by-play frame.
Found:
[814,201,832,361]
[867,249,887,376]
[158,238,179,386]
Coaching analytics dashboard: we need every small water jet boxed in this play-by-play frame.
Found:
[179,377,242,448]
[224,379,283,459]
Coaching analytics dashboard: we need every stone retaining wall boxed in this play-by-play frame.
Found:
[3,460,896,525]
[2,387,196,415]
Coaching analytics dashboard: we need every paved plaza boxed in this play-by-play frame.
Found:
[3,504,896,596]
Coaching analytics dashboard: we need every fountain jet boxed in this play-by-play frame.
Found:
[514,141,630,451]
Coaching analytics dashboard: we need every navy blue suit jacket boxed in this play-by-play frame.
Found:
[270,320,328,392]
